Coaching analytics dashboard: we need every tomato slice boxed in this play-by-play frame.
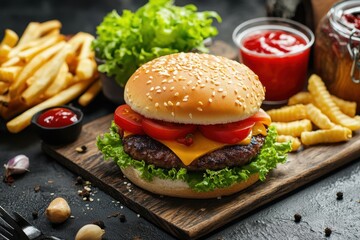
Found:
[199,120,255,144]
[142,118,197,140]
[114,104,144,134]
[246,109,271,126]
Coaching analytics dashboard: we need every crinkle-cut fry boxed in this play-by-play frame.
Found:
[1,29,19,47]
[288,92,312,105]
[331,95,357,117]
[277,135,301,152]
[0,66,21,82]
[21,43,72,105]
[9,41,65,98]
[301,126,352,145]
[305,103,335,129]
[7,80,94,133]
[17,35,62,62]
[78,78,101,106]
[308,74,360,131]
[44,62,69,98]
[271,119,312,137]
[266,104,307,122]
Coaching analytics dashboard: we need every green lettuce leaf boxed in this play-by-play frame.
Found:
[97,123,291,192]
[92,0,221,87]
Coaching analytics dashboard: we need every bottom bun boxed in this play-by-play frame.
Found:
[121,167,259,199]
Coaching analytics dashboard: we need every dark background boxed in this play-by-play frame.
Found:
[1,0,360,239]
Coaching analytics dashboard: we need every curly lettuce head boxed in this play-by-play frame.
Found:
[92,0,221,87]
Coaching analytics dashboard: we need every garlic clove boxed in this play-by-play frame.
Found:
[45,197,71,224]
[4,154,30,177]
[75,224,105,240]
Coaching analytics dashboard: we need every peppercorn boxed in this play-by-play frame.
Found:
[119,214,126,222]
[76,176,84,185]
[294,213,302,223]
[336,191,343,200]
[325,227,332,237]
[32,211,38,219]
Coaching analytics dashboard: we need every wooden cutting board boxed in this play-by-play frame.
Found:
[42,114,360,239]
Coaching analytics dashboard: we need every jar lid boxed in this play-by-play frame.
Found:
[329,0,360,41]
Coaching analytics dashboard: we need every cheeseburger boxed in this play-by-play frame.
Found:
[97,52,290,199]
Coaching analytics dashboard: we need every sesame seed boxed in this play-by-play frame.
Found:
[170,86,175,91]
[156,89,162,93]
[168,101,174,106]
[218,88,224,92]
[164,102,168,107]
[155,103,159,108]
[197,107,203,111]
[208,98,213,103]
[176,102,180,106]
[162,79,167,83]
[174,92,179,96]
[189,113,193,119]
[171,112,175,117]
[146,80,152,84]
[163,86,166,91]
[198,101,203,106]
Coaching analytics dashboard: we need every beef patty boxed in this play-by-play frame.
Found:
[122,134,266,171]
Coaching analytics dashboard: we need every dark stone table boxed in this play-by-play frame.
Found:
[1,0,360,239]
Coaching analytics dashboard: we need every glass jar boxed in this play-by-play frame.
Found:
[314,0,360,113]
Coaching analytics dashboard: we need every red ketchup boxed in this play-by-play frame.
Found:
[37,108,78,128]
[240,30,310,103]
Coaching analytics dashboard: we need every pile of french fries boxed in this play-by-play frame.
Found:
[0,20,102,133]
[267,74,360,151]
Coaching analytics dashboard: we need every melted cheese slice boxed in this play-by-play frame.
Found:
[124,122,267,166]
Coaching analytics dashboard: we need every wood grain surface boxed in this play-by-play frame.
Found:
[42,114,360,240]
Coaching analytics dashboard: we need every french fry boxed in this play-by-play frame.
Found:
[305,103,335,130]
[17,35,62,62]
[44,63,69,98]
[0,81,9,95]
[301,126,352,145]
[67,32,93,52]
[308,74,360,131]
[7,80,94,133]
[1,56,22,67]
[76,35,96,81]
[9,41,66,98]
[78,78,101,106]
[0,66,21,82]
[267,104,307,122]
[21,43,72,105]
[331,95,357,117]
[271,119,312,137]
[288,91,356,117]
[288,92,312,105]
[1,29,19,47]
[0,44,11,59]
[17,22,41,47]
[277,135,301,152]
[37,20,62,36]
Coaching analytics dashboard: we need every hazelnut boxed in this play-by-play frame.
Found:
[45,197,71,223]
[75,224,105,240]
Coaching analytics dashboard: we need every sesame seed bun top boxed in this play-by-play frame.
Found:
[124,52,265,125]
